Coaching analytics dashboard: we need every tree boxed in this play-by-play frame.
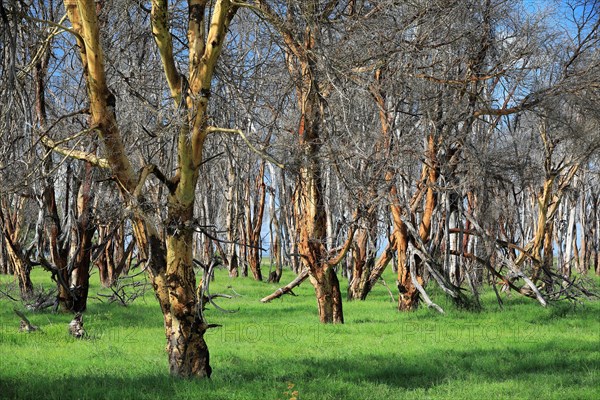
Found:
[35,0,239,377]
[251,0,370,323]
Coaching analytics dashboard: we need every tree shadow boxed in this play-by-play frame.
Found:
[292,339,599,390]
[2,332,597,399]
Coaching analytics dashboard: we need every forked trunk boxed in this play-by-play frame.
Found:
[295,133,345,322]
[62,0,235,378]
[296,159,345,323]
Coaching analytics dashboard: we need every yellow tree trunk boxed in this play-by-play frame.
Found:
[60,0,237,377]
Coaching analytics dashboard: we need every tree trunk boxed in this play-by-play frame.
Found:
[0,197,33,299]
[0,231,7,274]
[95,223,132,287]
[67,161,95,312]
[294,86,344,323]
[395,132,439,312]
[361,237,396,298]
[347,227,374,300]
[268,202,282,283]
[246,162,266,281]
[225,159,239,278]
[62,0,238,378]
[590,193,599,275]
[310,265,344,323]
[4,237,33,299]
[296,162,344,323]
[165,201,211,377]
[562,197,577,278]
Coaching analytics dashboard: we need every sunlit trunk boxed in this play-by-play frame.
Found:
[165,199,211,377]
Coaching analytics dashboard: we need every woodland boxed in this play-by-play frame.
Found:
[0,0,599,396]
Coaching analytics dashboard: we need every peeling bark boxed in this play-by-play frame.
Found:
[60,0,237,378]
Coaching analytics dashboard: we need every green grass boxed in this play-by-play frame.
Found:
[1,266,599,400]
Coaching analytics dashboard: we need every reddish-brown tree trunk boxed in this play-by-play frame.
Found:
[311,265,344,323]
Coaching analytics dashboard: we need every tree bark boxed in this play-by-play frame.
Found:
[255,0,346,323]
[0,197,33,299]
[165,200,211,377]
[68,161,96,312]
[310,265,344,323]
[246,162,266,281]
[59,0,238,378]
[347,227,374,300]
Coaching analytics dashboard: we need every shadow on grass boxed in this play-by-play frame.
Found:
[4,339,597,400]
[293,340,599,390]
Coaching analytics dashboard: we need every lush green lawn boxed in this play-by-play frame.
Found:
[1,266,599,400]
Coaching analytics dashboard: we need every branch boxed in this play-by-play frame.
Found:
[402,219,464,300]
[17,14,69,80]
[22,13,83,44]
[14,309,39,332]
[42,108,90,136]
[517,272,547,307]
[199,260,238,315]
[206,126,284,168]
[449,250,522,293]
[151,0,182,103]
[40,134,109,169]
[365,237,395,293]
[327,227,355,266]
[473,95,541,118]
[240,1,304,59]
[377,277,395,303]
[412,69,508,87]
[134,164,177,196]
[261,269,309,303]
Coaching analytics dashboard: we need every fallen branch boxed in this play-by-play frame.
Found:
[407,250,445,314]
[261,269,309,303]
[0,285,19,302]
[14,309,39,333]
[517,272,547,307]
[198,259,238,316]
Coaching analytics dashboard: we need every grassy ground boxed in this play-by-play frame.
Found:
[0,266,598,400]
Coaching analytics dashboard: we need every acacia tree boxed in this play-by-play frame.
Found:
[251,0,369,323]
[36,0,240,377]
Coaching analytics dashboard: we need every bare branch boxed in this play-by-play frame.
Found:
[261,269,309,303]
[40,135,109,169]
[206,126,284,168]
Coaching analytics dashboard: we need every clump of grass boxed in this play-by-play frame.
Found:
[1,267,598,399]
